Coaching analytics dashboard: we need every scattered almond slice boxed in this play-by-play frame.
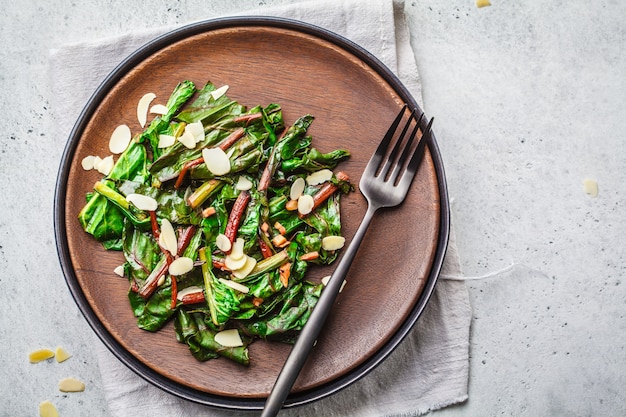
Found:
[96,155,114,176]
[225,253,247,271]
[230,238,245,260]
[185,121,205,143]
[202,147,231,176]
[583,178,598,197]
[177,285,203,301]
[92,156,102,170]
[306,169,333,185]
[150,103,168,115]
[290,177,306,200]
[158,134,176,148]
[211,85,229,100]
[322,236,346,251]
[29,348,55,363]
[39,400,59,417]
[109,124,132,154]
[58,377,85,392]
[54,346,72,363]
[157,275,166,287]
[231,256,257,280]
[236,176,253,191]
[214,328,243,347]
[159,219,178,255]
[114,265,125,277]
[169,257,194,276]
[81,155,96,170]
[219,277,250,293]
[126,193,158,211]
[215,233,232,252]
[178,130,197,149]
[476,0,491,7]
[297,194,315,215]
[321,275,347,292]
[137,93,156,128]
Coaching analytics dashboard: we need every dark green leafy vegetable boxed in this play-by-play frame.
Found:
[77,80,352,366]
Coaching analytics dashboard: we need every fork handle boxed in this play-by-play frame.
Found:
[261,205,378,417]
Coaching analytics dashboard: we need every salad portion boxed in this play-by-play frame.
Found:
[77,80,352,365]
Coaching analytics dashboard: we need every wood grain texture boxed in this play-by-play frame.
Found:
[62,24,441,399]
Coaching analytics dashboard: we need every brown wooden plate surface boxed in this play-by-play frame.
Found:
[54,17,449,410]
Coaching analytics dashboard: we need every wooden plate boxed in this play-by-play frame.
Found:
[54,17,449,410]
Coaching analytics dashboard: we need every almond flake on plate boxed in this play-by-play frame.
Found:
[137,92,156,128]
[126,193,158,211]
[202,147,231,175]
[306,169,333,185]
[113,265,125,277]
[178,130,197,149]
[109,124,132,154]
[231,255,257,280]
[169,257,194,276]
[214,328,243,347]
[290,177,306,200]
[158,134,176,148]
[236,176,253,191]
[58,377,85,392]
[150,103,168,115]
[322,235,345,251]
[297,194,315,215]
[210,85,229,100]
[95,155,114,175]
[185,121,205,143]
[159,218,178,255]
[81,155,96,171]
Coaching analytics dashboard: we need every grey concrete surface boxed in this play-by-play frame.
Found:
[1,0,624,416]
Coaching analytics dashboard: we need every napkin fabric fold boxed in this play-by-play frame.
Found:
[50,1,471,415]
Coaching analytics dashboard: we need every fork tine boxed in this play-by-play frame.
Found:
[363,104,408,178]
[387,110,422,185]
[379,108,417,181]
[397,115,434,191]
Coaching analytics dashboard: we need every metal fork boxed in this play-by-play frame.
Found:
[260,105,434,417]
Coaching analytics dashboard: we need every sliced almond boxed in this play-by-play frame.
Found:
[58,377,85,392]
[158,134,176,148]
[113,265,125,277]
[157,274,166,287]
[159,219,178,255]
[150,103,168,115]
[211,85,229,100]
[39,400,59,417]
[178,130,197,149]
[297,194,315,216]
[322,236,346,251]
[214,328,243,347]
[230,237,245,260]
[231,255,257,280]
[290,177,306,200]
[29,348,55,363]
[96,155,114,176]
[137,92,156,128]
[215,233,232,252]
[583,178,598,197]
[109,124,132,154]
[126,193,158,211]
[176,285,203,301]
[81,155,96,170]
[225,253,247,271]
[202,147,231,176]
[92,156,103,171]
[54,347,72,363]
[219,277,250,293]
[169,257,194,276]
[306,169,333,185]
[185,121,205,143]
[236,176,253,191]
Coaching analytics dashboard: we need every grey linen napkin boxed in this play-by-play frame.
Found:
[50,0,471,415]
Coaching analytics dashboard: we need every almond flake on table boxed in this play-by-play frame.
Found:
[137,92,156,128]
[109,124,132,154]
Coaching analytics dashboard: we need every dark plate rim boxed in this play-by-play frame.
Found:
[53,15,450,410]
